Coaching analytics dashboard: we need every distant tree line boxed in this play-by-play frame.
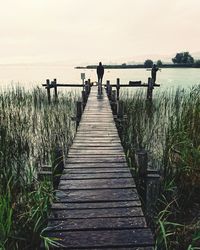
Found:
[143,51,200,68]
[77,51,200,69]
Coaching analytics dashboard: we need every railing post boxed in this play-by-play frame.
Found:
[110,90,117,115]
[54,78,58,102]
[82,90,87,109]
[117,100,124,119]
[147,77,153,101]
[111,90,116,102]
[116,78,120,100]
[106,80,111,99]
[106,80,109,95]
[76,101,82,129]
[46,79,51,104]
[135,149,148,177]
[145,169,160,219]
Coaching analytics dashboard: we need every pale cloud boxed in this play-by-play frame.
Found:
[0,0,200,64]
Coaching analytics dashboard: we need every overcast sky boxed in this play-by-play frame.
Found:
[1,0,200,64]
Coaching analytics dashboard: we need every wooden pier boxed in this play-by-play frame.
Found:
[45,86,154,249]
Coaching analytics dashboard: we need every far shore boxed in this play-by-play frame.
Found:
[75,63,200,69]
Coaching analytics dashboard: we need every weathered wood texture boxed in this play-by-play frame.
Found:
[45,86,154,249]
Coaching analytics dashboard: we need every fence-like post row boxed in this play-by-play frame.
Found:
[46,79,51,104]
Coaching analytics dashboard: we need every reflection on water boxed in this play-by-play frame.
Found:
[0,65,200,90]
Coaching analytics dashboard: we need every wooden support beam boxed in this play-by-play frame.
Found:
[117,100,124,119]
[46,79,51,104]
[147,77,153,101]
[42,83,84,88]
[54,78,58,102]
[116,78,120,100]
[135,149,148,177]
[76,101,82,129]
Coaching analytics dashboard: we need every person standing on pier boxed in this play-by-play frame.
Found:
[97,62,104,95]
[151,64,160,84]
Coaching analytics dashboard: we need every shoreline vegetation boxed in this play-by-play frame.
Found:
[120,86,200,249]
[0,87,80,249]
[75,63,200,69]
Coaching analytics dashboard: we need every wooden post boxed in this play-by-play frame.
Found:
[111,90,116,103]
[82,90,86,109]
[88,79,91,93]
[116,78,120,100]
[54,78,58,102]
[46,79,51,104]
[106,80,109,95]
[117,100,124,119]
[110,90,117,115]
[85,81,89,96]
[76,101,82,129]
[85,79,90,95]
[145,169,160,219]
[108,85,112,100]
[147,77,153,101]
[106,80,112,98]
[135,149,148,177]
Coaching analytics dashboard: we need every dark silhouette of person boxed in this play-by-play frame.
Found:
[151,64,159,84]
[97,62,104,84]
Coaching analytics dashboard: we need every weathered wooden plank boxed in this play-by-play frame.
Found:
[79,126,115,129]
[71,145,122,149]
[73,139,121,143]
[71,145,123,148]
[68,149,124,155]
[80,118,114,121]
[60,172,132,180]
[66,157,126,163]
[74,136,120,140]
[63,167,129,173]
[46,229,154,248]
[58,178,136,190]
[47,217,147,231]
[69,146,123,150]
[75,135,120,139]
[49,206,143,219]
[64,162,127,168]
[61,247,153,250]
[78,127,116,130]
[77,132,118,136]
[52,200,141,209]
[55,188,139,202]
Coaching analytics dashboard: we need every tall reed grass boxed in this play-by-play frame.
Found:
[0,87,79,249]
[120,85,200,249]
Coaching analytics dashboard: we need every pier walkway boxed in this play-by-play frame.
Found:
[46,86,154,249]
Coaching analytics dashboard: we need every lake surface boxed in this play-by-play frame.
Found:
[0,65,199,90]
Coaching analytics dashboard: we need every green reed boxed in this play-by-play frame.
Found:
[0,86,80,249]
[120,85,200,249]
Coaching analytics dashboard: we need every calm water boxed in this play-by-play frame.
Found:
[0,65,199,90]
